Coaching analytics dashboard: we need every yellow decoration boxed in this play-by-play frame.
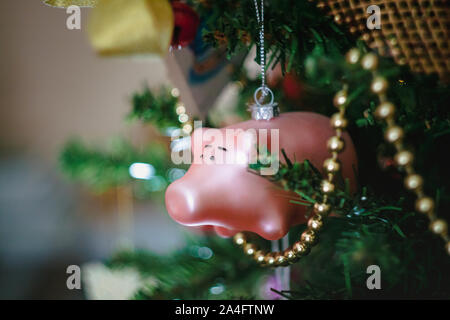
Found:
[87,0,173,57]
[44,0,97,7]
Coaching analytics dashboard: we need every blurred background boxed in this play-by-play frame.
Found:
[0,0,187,299]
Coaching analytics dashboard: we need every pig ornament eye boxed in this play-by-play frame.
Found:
[199,145,227,162]
[165,112,358,241]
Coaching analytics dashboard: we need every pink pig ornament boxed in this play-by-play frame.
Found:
[165,112,358,241]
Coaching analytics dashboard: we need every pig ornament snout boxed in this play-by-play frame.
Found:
[165,166,294,241]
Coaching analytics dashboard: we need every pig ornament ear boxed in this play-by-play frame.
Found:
[165,112,358,241]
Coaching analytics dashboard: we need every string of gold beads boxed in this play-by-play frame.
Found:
[345,48,450,256]
[171,88,194,135]
[233,87,351,267]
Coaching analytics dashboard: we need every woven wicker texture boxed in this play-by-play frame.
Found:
[311,0,450,81]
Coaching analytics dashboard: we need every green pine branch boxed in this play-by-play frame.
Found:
[196,0,354,75]
[250,153,450,299]
[59,138,171,193]
[127,86,181,133]
[106,236,268,300]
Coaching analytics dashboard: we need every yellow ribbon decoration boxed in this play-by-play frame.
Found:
[43,0,98,7]
[87,0,174,57]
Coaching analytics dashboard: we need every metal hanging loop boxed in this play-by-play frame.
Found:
[250,0,279,121]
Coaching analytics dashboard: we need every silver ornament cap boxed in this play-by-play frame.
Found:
[249,87,279,121]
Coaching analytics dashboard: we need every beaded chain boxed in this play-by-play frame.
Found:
[345,47,450,255]
[234,47,450,267]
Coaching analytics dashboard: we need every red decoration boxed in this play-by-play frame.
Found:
[267,65,304,102]
[171,1,200,49]
[282,72,303,101]
[266,63,282,87]
[165,112,358,240]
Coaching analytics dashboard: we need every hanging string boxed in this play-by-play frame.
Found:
[253,0,267,97]
[254,2,289,294]
[250,0,278,120]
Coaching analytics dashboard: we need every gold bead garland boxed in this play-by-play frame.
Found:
[345,48,450,255]
[233,86,351,267]
[235,47,450,265]
[171,88,194,135]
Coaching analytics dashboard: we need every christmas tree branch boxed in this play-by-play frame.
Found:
[59,138,171,193]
